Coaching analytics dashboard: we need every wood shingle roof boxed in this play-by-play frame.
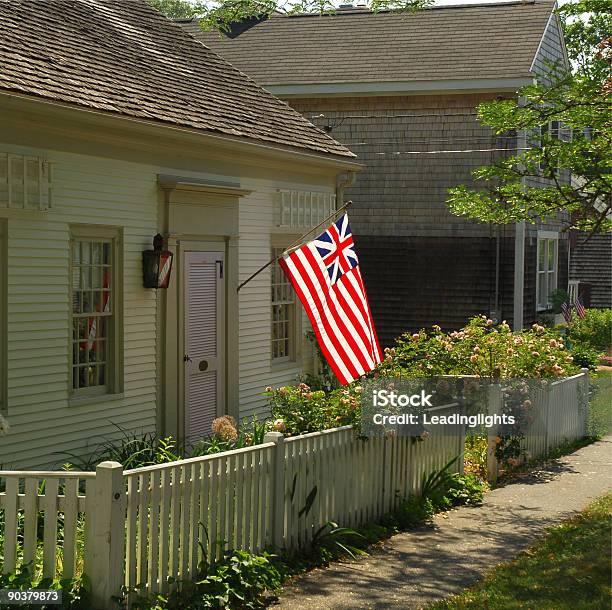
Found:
[182,1,556,86]
[0,0,354,158]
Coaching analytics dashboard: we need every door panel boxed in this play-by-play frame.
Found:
[184,251,224,442]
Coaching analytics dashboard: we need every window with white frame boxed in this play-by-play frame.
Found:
[271,247,296,361]
[536,233,558,311]
[0,220,6,412]
[70,227,120,397]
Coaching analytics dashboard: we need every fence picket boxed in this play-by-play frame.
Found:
[23,478,38,565]
[158,468,171,592]
[42,478,59,579]
[3,477,19,573]
[137,473,149,588]
[189,463,200,576]
[148,470,161,593]
[62,478,79,580]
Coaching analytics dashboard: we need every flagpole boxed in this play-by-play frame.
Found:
[236,200,353,293]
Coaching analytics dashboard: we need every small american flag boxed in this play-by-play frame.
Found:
[575,295,587,318]
[280,213,382,385]
[561,301,572,324]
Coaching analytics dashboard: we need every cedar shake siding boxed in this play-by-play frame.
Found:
[291,94,519,340]
[357,235,516,346]
[570,233,612,309]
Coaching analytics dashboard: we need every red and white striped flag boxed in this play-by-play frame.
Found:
[575,295,587,318]
[279,213,382,385]
[561,301,572,324]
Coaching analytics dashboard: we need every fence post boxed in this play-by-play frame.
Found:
[487,383,501,483]
[580,367,590,437]
[264,432,286,550]
[86,461,126,610]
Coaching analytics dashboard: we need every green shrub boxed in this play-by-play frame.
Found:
[569,343,602,370]
[62,426,182,471]
[569,308,612,353]
[0,564,89,609]
[128,549,282,610]
[378,316,579,379]
[264,383,363,436]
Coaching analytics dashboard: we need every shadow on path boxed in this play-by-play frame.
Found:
[274,437,612,610]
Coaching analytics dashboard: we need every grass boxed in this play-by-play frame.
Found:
[427,493,612,610]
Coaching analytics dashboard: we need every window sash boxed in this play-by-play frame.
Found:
[536,236,558,311]
[271,247,296,361]
[70,233,116,396]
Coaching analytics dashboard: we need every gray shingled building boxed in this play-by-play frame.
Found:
[182,1,573,345]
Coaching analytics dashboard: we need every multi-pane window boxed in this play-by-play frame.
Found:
[537,234,558,311]
[71,233,115,395]
[271,247,295,361]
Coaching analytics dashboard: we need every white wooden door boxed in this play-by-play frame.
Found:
[184,251,225,442]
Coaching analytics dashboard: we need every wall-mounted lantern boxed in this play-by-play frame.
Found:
[143,234,173,289]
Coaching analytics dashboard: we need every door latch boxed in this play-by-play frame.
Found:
[183,354,192,363]
[216,260,223,279]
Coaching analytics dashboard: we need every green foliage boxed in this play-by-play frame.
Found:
[128,549,282,609]
[310,522,367,562]
[378,316,579,379]
[447,1,612,233]
[568,307,612,352]
[264,383,363,436]
[0,564,90,609]
[464,434,488,478]
[147,0,206,19]
[569,342,601,370]
[391,459,488,529]
[61,426,182,471]
[549,289,570,315]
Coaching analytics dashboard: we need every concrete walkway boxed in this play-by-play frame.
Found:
[275,437,612,610]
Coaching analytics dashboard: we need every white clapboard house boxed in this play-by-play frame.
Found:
[0,0,359,468]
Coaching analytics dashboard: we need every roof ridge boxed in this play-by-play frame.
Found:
[174,0,553,23]
[268,0,553,19]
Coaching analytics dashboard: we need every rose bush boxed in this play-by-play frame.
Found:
[264,382,363,436]
[377,316,579,379]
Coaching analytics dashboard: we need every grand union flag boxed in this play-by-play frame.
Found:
[279,213,382,385]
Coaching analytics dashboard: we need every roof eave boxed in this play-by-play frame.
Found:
[264,76,537,98]
[0,91,361,172]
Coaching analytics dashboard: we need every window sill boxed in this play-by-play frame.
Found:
[69,392,124,407]
[270,358,302,373]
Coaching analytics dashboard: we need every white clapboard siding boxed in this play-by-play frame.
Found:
[1,144,160,469]
[237,184,334,422]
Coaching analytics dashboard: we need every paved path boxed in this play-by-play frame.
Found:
[275,437,612,610]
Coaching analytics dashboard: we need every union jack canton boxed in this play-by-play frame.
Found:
[280,213,383,385]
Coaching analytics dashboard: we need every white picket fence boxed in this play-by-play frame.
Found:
[0,404,463,608]
[0,374,589,609]
[487,369,589,480]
